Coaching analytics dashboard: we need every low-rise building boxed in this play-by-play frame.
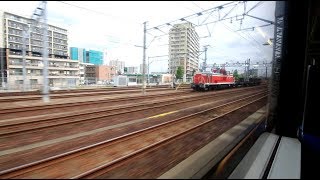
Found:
[96,65,116,83]
[79,62,94,85]
[82,65,116,84]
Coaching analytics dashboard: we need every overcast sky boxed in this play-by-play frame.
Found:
[0,1,275,73]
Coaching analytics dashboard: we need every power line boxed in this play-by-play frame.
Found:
[52,1,146,49]
[57,1,142,26]
[216,10,270,55]
[190,1,267,54]
[146,1,238,31]
[235,23,273,31]
[244,31,269,55]
[221,1,240,20]
[245,1,264,15]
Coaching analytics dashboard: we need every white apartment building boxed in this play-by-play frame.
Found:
[139,63,148,74]
[168,22,199,80]
[109,59,125,74]
[0,11,79,89]
[126,66,138,74]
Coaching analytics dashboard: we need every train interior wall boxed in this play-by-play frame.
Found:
[204,0,320,178]
[260,0,319,178]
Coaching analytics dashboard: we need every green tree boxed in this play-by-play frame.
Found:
[176,66,183,79]
[233,69,239,80]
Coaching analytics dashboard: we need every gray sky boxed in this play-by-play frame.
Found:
[0,1,275,73]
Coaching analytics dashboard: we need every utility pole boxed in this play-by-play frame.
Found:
[244,60,248,79]
[265,62,268,79]
[148,57,153,86]
[183,54,186,83]
[248,58,250,78]
[201,45,210,72]
[41,1,50,102]
[22,30,28,92]
[85,65,88,86]
[142,21,147,95]
[245,58,250,79]
[266,65,267,79]
[204,46,207,71]
[147,57,149,86]
[0,48,5,89]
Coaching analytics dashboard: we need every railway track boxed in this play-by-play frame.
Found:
[0,88,267,178]
[0,88,266,156]
[0,87,190,103]
[0,86,266,136]
[0,90,193,119]
[94,93,267,179]
[0,85,266,120]
[82,92,268,179]
[0,90,268,169]
[0,85,181,97]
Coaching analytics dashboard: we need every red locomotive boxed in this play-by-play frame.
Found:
[191,69,235,91]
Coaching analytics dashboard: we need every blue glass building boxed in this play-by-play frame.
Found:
[70,47,86,63]
[86,50,103,65]
[70,47,78,60]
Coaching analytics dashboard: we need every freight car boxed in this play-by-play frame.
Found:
[235,77,262,87]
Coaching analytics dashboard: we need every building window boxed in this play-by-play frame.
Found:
[15,80,23,84]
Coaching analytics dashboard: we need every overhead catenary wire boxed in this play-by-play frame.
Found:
[245,1,264,15]
[57,1,142,26]
[57,1,272,63]
[146,1,238,31]
[235,23,273,32]
[56,1,144,48]
[218,12,270,55]
[190,1,268,55]
[194,2,272,65]
[57,1,260,55]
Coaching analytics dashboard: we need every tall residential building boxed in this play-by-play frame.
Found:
[125,66,138,74]
[109,59,125,74]
[0,11,79,89]
[139,64,148,74]
[168,22,199,79]
[86,50,103,65]
[70,47,86,63]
